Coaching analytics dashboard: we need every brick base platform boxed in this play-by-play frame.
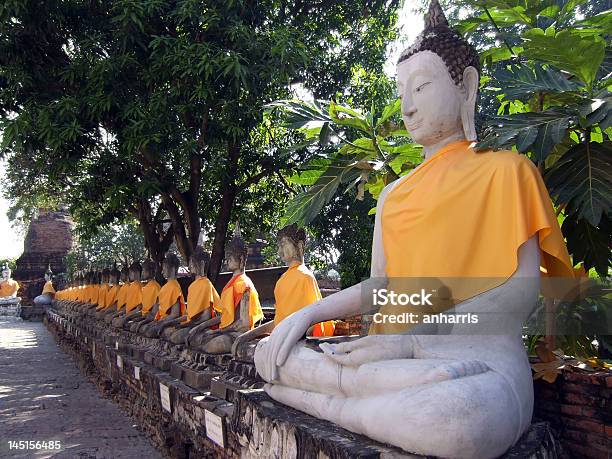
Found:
[46,307,563,458]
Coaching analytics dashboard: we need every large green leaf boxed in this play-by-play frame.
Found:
[496,63,582,100]
[375,99,401,129]
[282,158,362,226]
[523,28,606,86]
[477,109,575,160]
[561,214,611,278]
[265,99,331,129]
[545,142,612,227]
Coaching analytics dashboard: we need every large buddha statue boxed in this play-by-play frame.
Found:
[34,265,55,306]
[0,264,20,301]
[254,2,575,457]
[232,224,335,355]
[186,227,264,354]
[159,246,221,344]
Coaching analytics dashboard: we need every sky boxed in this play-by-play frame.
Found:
[0,3,423,260]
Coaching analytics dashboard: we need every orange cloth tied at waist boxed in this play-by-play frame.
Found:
[141,280,161,316]
[371,140,574,334]
[42,281,55,295]
[214,273,263,329]
[274,264,335,337]
[184,277,220,324]
[125,282,143,313]
[155,279,185,320]
[0,279,19,297]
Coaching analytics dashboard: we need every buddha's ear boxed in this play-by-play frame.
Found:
[461,66,479,141]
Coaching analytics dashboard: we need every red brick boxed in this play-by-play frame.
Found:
[606,375,612,388]
[563,416,605,434]
[565,441,609,459]
[605,424,612,437]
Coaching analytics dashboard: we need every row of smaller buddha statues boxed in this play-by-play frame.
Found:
[51,225,335,355]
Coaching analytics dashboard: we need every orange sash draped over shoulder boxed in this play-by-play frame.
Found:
[274,264,335,337]
[215,273,263,329]
[96,284,109,309]
[104,285,119,309]
[125,282,143,313]
[116,283,129,311]
[155,279,185,320]
[141,280,161,316]
[371,141,574,335]
[184,277,220,324]
[42,281,55,295]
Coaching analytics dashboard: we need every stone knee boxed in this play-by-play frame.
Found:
[170,328,189,345]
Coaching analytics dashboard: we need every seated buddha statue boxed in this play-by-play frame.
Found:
[112,262,143,328]
[104,266,130,324]
[127,260,161,331]
[141,253,185,338]
[84,270,103,313]
[34,265,55,306]
[0,264,20,302]
[186,227,264,354]
[155,246,221,344]
[231,224,335,355]
[254,2,575,457]
[96,266,121,320]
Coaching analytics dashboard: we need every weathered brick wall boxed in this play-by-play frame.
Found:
[534,369,611,458]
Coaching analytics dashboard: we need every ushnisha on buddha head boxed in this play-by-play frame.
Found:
[397,0,480,149]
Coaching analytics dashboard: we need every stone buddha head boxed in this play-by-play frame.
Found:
[397,0,480,147]
[190,246,211,278]
[2,264,11,282]
[162,253,180,280]
[142,259,155,281]
[110,266,120,285]
[129,262,142,282]
[277,224,306,265]
[45,265,53,282]
[225,226,248,273]
[101,268,110,285]
[120,266,129,284]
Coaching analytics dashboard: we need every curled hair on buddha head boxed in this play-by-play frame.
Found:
[277,224,307,247]
[397,0,480,85]
[226,223,248,264]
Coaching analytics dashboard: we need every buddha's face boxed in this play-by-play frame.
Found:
[397,51,465,146]
[162,260,176,279]
[2,268,10,281]
[45,273,51,282]
[277,237,300,264]
[227,254,242,272]
[142,266,153,280]
[190,257,208,277]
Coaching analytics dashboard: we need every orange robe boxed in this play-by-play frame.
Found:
[125,281,143,314]
[274,264,335,337]
[42,281,56,295]
[95,284,109,310]
[214,273,263,329]
[141,280,161,316]
[155,279,185,320]
[371,140,574,334]
[183,277,221,324]
[104,285,120,310]
[116,283,129,311]
[0,279,19,297]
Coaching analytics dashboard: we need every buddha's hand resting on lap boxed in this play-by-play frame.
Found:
[319,335,415,366]
[258,308,313,382]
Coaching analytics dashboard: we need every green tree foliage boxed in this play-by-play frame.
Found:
[0,0,400,280]
[64,220,147,279]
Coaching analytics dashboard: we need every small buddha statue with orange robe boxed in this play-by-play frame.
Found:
[0,264,20,303]
[127,260,161,332]
[158,246,221,344]
[231,224,335,356]
[186,227,263,354]
[34,265,55,307]
[112,262,144,328]
[103,266,130,323]
[141,253,185,338]
[96,266,121,320]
